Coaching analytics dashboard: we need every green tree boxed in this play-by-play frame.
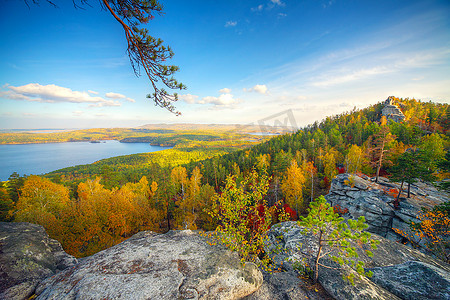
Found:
[298,196,379,284]
[389,150,434,204]
[27,0,186,114]
[420,133,446,172]
[438,151,450,192]
[207,169,275,267]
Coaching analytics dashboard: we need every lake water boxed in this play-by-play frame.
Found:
[0,140,171,181]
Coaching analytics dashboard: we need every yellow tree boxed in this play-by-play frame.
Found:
[256,154,271,173]
[67,177,114,256]
[345,144,364,174]
[304,161,317,202]
[281,160,306,213]
[178,166,203,229]
[321,147,339,183]
[14,175,69,240]
[171,166,188,198]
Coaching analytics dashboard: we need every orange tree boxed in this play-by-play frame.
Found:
[393,202,449,263]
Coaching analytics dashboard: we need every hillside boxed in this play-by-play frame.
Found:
[1,97,449,259]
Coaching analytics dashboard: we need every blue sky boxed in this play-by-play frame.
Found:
[0,0,449,129]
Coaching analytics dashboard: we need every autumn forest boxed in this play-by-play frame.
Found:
[1,97,449,260]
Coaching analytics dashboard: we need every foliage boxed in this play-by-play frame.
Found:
[281,160,306,214]
[0,184,13,221]
[206,169,288,269]
[14,175,70,239]
[438,151,450,191]
[393,202,449,263]
[389,149,435,203]
[345,144,365,174]
[3,97,449,260]
[297,196,379,284]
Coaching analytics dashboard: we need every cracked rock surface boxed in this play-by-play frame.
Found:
[325,173,449,243]
[265,221,450,300]
[0,222,77,300]
[35,230,262,300]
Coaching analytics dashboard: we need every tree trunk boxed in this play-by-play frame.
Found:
[314,231,323,284]
[394,180,404,209]
[375,140,386,183]
[375,166,381,183]
[407,182,411,198]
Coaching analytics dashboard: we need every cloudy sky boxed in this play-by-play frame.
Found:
[1,0,449,129]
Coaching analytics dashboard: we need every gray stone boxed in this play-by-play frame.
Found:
[0,222,77,300]
[381,97,405,122]
[243,271,327,300]
[265,221,450,300]
[325,173,448,243]
[368,261,450,300]
[35,230,263,300]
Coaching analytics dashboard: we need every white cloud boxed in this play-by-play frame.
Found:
[219,88,232,94]
[22,112,37,116]
[270,0,285,6]
[105,92,135,103]
[179,94,199,104]
[244,84,269,94]
[225,21,237,27]
[251,4,264,12]
[0,83,121,107]
[311,66,393,88]
[198,93,240,108]
[105,92,126,99]
[88,90,99,95]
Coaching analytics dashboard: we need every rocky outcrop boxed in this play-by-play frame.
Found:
[382,96,405,122]
[325,173,448,243]
[0,222,77,300]
[35,230,263,300]
[244,270,329,300]
[368,261,450,300]
[265,221,450,300]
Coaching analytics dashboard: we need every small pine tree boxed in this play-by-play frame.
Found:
[298,196,379,284]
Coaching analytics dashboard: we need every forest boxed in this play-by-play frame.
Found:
[0,97,449,260]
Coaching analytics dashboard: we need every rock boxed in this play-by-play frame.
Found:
[382,96,405,122]
[265,221,450,300]
[325,173,449,244]
[35,230,263,300]
[368,261,450,300]
[243,271,327,300]
[0,222,77,300]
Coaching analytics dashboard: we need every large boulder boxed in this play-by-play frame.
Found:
[265,221,450,300]
[0,222,77,300]
[35,230,263,300]
[325,173,448,243]
[381,96,405,122]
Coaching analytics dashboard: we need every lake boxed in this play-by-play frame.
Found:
[0,140,171,181]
